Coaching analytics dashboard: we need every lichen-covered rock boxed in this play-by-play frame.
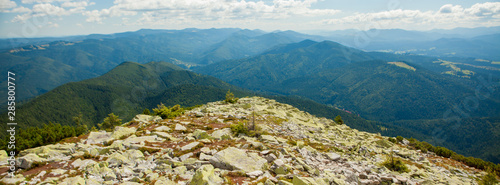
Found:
[123,135,158,146]
[86,131,112,144]
[1,174,25,184]
[155,176,177,185]
[175,124,187,131]
[325,152,341,161]
[209,147,267,173]
[16,153,47,169]
[210,128,232,140]
[133,114,162,123]
[190,164,223,185]
[59,176,86,185]
[181,142,200,151]
[112,126,137,140]
[292,176,328,185]
[107,153,130,166]
[153,131,179,141]
[193,129,210,139]
[154,126,171,132]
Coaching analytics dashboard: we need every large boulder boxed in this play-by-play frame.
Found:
[209,147,267,173]
[181,142,200,151]
[111,126,137,140]
[133,114,162,123]
[123,135,158,146]
[154,126,171,132]
[86,131,112,145]
[20,143,75,158]
[153,131,179,141]
[210,128,232,140]
[190,164,223,185]
[106,153,130,166]
[16,153,47,169]
[193,129,210,139]
[175,124,187,131]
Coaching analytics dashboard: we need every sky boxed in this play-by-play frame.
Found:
[0,0,499,38]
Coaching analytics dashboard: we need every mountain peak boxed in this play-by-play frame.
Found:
[2,97,486,184]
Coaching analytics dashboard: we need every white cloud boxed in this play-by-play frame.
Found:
[321,2,500,30]
[10,6,32,13]
[0,0,17,11]
[439,4,463,14]
[466,2,500,16]
[61,1,88,8]
[83,0,340,24]
[9,1,91,22]
[32,3,69,16]
[21,0,68,4]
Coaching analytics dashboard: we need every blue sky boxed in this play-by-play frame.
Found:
[0,0,499,38]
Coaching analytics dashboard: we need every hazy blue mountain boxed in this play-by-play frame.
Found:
[321,27,500,61]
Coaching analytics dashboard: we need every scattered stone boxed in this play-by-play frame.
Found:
[155,126,171,132]
[86,131,112,144]
[133,114,162,123]
[181,142,200,151]
[190,164,223,185]
[112,126,137,140]
[325,152,341,161]
[193,129,210,139]
[16,153,47,169]
[175,124,187,131]
[154,131,179,141]
[210,128,232,140]
[209,147,267,173]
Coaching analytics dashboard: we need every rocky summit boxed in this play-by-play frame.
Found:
[0,97,489,184]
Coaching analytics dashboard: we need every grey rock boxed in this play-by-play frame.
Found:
[175,124,187,131]
[181,142,200,151]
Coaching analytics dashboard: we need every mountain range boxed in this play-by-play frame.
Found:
[1,27,500,164]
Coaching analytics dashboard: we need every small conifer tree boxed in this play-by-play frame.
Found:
[98,113,122,131]
[334,115,344,125]
[225,90,238,104]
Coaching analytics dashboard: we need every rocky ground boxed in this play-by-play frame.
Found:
[0,97,488,184]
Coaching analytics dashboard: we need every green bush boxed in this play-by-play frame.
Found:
[407,137,500,177]
[98,113,122,131]
[334,115,344,125]
[479,168,499,185]
[396,136,404,142]
[142,108,151,115]
[153,104,184,119]
[225,90,238,104]
[388,137,397,144]
[382,152,410,173]
[230,122,248,136]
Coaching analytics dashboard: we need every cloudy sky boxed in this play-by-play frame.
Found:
[0,0,499,38]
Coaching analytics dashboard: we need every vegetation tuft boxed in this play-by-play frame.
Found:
[382,152,410,173]
[225,90,239,104]
[98,113,122,131]
[153,104,184,119]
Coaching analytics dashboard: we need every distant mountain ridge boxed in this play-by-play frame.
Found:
[0,28,323,106]
[196,40,500,121]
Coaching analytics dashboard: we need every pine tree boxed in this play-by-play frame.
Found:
[98,113,122,131]
[334,115,344,125]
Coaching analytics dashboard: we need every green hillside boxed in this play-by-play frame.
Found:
[196,41,500,122]
[0,62,249,135]
[0,61,385,139]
